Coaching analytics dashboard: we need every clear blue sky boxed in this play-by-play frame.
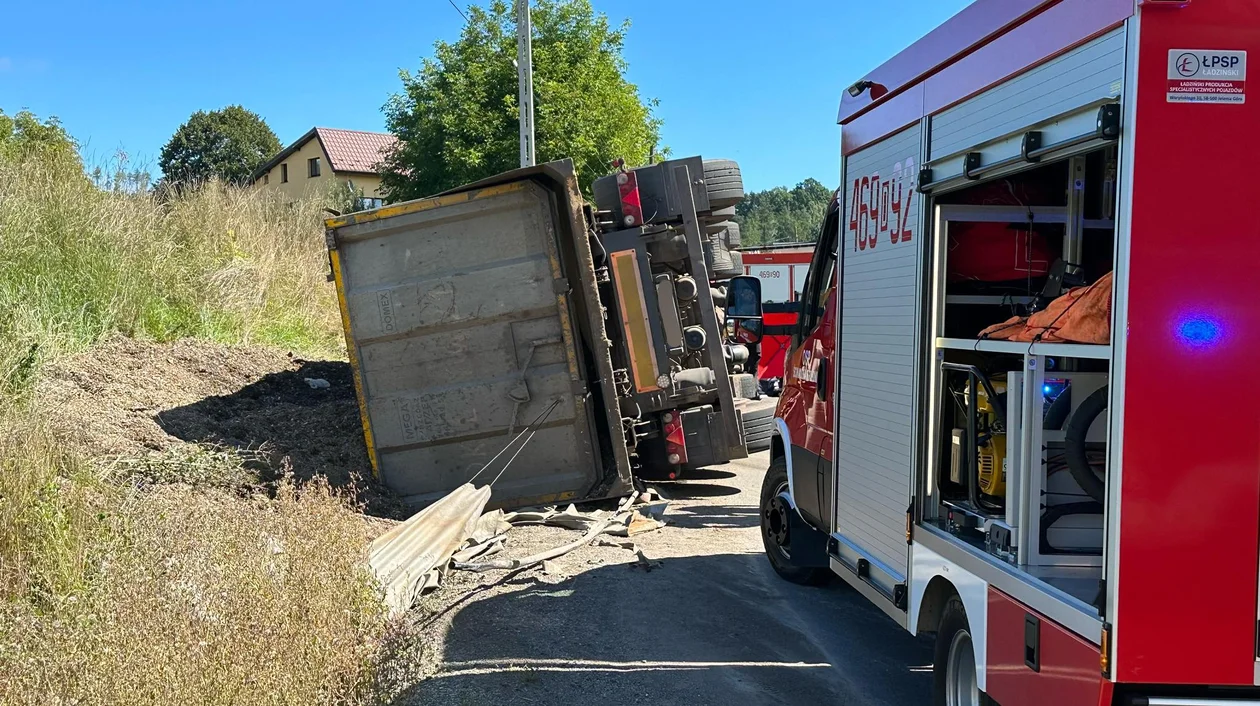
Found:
[2,0,972,192]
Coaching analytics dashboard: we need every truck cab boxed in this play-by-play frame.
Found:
[768,195,839,533]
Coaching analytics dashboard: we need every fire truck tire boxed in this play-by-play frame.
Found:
[703,159,745,209]
[760,458,830,586]
[933,596,994,706]
[1064,385,1108,503]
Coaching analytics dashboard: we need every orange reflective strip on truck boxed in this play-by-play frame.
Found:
[609,249,660,393]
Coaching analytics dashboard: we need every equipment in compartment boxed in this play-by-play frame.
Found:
[943,364,1008,515]
[948,375,1008,498]
[940,364,1108,564]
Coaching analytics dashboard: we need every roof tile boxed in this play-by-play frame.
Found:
[315,128,397,174]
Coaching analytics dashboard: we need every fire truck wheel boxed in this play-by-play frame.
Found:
[760,457,829,586]
[933,596,993,706]
[703,159,745,210]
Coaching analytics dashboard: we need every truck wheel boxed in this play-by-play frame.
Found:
[704,208,738,233]
[760,457,829,585]
[709,221,741,248]
[740,399,775,451]
[703,159,745,210]
[706,238,737,277]
[933,596,992,706]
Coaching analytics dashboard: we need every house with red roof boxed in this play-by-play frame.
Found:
[251,127,397,207]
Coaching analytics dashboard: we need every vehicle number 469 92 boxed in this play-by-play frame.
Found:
[848,158,915,251]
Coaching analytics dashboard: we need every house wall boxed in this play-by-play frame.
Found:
[253,138,386,202]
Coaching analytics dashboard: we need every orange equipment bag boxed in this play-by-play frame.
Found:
[978,272,1113,345]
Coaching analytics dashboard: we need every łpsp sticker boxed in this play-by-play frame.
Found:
[1168,49,1247,104]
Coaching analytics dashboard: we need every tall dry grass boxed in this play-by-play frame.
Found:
[0,401,399,706]
[0,149,343,393]
[0,148,406,703]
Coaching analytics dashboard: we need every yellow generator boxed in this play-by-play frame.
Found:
[949,375,1007,500]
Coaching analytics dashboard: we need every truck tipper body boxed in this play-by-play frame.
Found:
[759,1,1260,704]
[326,159,762,509]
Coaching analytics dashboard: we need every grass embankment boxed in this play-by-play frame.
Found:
[0,149,342,388]
[0,150,400,704]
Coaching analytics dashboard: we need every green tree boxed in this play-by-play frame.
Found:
[0,109,78,164]
[381,0,662,201]
[159,106,281,189]
[735,178,835,246]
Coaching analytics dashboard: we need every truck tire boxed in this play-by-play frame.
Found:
[933,596,993,706]
[720,221,742,248]
[760,457,829,585]
[704,207,738,233]
[740,399,776,452]
[703,159,745,210]
[706,237,736,277]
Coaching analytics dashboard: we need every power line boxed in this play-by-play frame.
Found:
[446,0,468,22]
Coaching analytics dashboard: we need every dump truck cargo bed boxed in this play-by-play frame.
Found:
[326,161,633,509]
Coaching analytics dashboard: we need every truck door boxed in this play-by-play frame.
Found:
[779,203,839,529]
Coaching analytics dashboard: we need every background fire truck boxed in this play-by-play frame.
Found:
[760,1,1260,705]
[740,243,813,391]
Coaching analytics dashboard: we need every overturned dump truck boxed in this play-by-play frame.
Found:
[326,158,764,509]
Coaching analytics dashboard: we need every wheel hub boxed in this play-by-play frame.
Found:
[763,484,791,548]
[945,628,980,706]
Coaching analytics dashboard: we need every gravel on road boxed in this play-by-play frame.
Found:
[401,452,933,706]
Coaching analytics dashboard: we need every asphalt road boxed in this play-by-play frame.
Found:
[400,451,933,705]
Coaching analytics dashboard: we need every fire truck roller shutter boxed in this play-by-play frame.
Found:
[833,122,924,594]
[925,28,1126,189]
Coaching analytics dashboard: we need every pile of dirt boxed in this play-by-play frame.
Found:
[38,337,402,516]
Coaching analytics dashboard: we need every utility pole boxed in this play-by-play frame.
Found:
[516,0,535,167]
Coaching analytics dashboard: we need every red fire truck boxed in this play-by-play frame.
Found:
[741,244,814,387]
[761,1,1260,704]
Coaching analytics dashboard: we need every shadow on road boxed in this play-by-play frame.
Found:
[396,552,932,706]
[663,504,760,530]
[681,468,739,481]
[655,482,742,499]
